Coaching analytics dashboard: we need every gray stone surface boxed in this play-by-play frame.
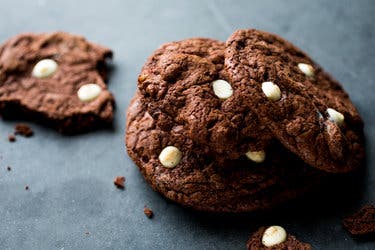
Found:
[0,0,374,249]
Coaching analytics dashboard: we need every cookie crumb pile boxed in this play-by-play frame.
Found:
[125,29,365,213]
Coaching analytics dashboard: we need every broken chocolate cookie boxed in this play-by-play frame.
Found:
[0,32,114,133]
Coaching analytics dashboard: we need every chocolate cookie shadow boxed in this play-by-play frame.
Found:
[179,161,367,233]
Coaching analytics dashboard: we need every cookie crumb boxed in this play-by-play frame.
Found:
[8,134,16,142]
[25,185,29,190]
[343,205,375,235]
[15,124,34,137]
[7,166,11,171]
[144,206,153,218]
[114,176,125,189]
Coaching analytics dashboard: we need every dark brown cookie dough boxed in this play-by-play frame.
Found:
[343,205,375,235]
[0,32,114,134]
[225,29,364,173]
[138,38,271,162]
[126,94,325,212]
[247,226,312,250]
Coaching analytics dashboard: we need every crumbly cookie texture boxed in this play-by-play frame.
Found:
[125,94,324,212]
[343,205,375,235]
[138,33,364,173]
[126,29,365,212]
[0,32,114,134]
[138,38,271,162]
[225,29,364,173]
[247,226,312,250]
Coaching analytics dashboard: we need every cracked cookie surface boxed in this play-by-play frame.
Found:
[138,34,364,172]
[126,93,325,212]
[138,38,271,162]
[225,29,364,173]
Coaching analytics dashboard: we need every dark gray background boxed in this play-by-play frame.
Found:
[0,0,374,249]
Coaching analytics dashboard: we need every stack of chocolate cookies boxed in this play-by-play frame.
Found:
[126,29,365,212]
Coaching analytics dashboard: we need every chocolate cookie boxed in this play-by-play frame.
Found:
[126,93,325,212]
[0,32,114,133]
[138,38,272,162]
[138,34,364,172]
[343,205,375,235]
[225,29,364,173]
[247,226,311,250]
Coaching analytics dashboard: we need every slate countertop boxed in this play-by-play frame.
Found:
[0,0,374,249]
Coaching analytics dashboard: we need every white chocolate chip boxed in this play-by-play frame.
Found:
[245,150,266,163]
[262,226,287,247]
[32,59,58,78]
[327,108,344,125]
[159,146,182,168]
[298,63,314,77]
[261,82,281,101]
[212,79,233,99]
[77,83,102,102]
